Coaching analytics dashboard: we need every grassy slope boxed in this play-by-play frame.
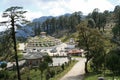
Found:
[84,72,120,80]
[50,60,77,80]
[12,60,77,80]
[59,32,78,42]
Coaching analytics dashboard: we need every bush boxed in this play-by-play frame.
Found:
[49,66,62,78]
[49,70,55,77]
[0,70,9,79]
[105,48,120,75]
[61,64,65,70]
[0,62,7,69]
[0,71,4,78]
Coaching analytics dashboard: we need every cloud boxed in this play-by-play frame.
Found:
[33,0,115,16]
[24,10,43,20]
[0,12,11,31]
[109,0,120,5]
[1,0,115,14]
[0,0,116,21]
[0,0,117,31]
[61,0,114,15]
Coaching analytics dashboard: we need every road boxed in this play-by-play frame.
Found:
[60,58,86,80]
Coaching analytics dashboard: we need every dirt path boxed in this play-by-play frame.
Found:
[60,58,86,80]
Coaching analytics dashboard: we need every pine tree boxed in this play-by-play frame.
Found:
[0,6,28,80]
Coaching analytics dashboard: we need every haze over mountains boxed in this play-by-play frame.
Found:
[0,14,63,37]
[16,12,84,38]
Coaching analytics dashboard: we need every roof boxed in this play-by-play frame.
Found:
[40,32,46,34]
[23,52,47,60]
[68,49,83,54]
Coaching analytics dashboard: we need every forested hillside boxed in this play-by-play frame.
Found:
[14,5,119,42]
[0,5,120,44]
[21,12,82,38]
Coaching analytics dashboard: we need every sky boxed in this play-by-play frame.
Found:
[0,0,120,31]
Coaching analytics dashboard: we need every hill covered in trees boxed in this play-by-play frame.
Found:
[12,5,119,43]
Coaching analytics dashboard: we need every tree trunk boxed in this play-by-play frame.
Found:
[113,74,114,80]
[112,71,115,80]
[103,26,105,32]
[85,43,90,73]
[85,59,89,73]
[11,17,21,80]
[40,71,43,80]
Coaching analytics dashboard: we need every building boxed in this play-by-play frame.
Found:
[23,32,62,66]
[68,49,84,56]
[24,52,47,67]
[24,32,61,52]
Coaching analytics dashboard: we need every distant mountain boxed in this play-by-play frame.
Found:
[0,16,54,38]
[0,31,4,36]
[62,13,71,17]
[16,25,33,38]
[16,14,72,38]
[16,13,87,38]
[32,13,72,23]
[32,16,53,23]
[1,12,86,41]
[16,16,54,38]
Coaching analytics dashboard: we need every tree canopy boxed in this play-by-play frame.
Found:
[77,21,105,73]
[0,6,28,80]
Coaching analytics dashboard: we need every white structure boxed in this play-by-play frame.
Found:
[23,32,63,58]
[18,43,25,50]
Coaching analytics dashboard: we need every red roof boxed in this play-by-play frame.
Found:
[68,49,82,54]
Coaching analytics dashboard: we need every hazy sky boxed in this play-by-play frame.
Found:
[0,0,120,31]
